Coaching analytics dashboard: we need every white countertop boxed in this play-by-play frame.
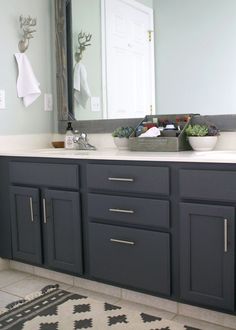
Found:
[0,132,236,163]
[1,147,236,164]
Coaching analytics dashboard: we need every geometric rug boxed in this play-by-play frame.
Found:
[0,285,202,330]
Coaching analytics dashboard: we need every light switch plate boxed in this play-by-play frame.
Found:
[91,97,100,112]
[0,90,6,109]
[44,93,53,111]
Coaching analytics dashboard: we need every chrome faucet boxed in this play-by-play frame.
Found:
[73,132,96,150]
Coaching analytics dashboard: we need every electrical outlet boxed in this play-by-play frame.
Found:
[44,93,53,111]
[0,90,6,109]
[91,97,100,112]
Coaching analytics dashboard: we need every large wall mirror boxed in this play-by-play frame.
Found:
[55,0,236,132]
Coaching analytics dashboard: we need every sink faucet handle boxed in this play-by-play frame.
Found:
[80,133,87,141]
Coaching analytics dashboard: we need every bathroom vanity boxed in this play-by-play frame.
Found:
[0,151,235,315]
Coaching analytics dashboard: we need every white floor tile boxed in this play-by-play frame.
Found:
[9,260,34,274]
[74,277,122,298]
[179,303,236,329]
[0,291,21,309]
[173,315,234,330]
[0,259,9,271]
[33,267,74,286]
[66,286,120,304]
[121,288,178,314]
[1,275,70,298]
[116,299,176,321]
[0,270,31,289]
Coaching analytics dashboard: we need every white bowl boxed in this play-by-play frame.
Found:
[188,136,218,151]
[113,137,129,150]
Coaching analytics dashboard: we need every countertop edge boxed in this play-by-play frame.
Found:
[0,149,235,164]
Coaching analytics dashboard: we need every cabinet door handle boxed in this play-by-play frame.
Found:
[109,208,134,214]
[224,218,228,253]
[29,197,34,222]
[108,177,134,182]
[43,198,47,224]
[110,238,135,246]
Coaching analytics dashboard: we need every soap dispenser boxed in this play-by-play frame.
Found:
[65,122,74,149]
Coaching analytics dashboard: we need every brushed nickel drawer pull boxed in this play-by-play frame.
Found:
[108,177,134,182]
[224,218,228,253]
[110,238,135,246]
[43,198,47,224]
[29,197,34,222]
[109,208,134,214]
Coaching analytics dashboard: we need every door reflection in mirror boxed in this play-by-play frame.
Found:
[71,0,155,121]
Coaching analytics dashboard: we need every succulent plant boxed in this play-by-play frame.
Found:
[207,125,220,136]
[112,126,134,138]
[185,125,209,137]
[185,124,220,137]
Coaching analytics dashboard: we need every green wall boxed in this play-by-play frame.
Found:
[154,0,236,115]
[0,0,54,135]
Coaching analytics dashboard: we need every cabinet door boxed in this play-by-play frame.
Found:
[43,189,83,274]
[180,203,235,311]
[89,223,170,295]
[10,186,42,264]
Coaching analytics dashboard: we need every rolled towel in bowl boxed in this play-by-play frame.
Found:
[139,127,161,138]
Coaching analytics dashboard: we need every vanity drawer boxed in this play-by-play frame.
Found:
[180,169,236,202]
[88,193,169,229]
[89,222,170,295]
[10,162,79,189]
[87,164,169,195]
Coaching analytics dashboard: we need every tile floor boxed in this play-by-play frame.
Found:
[0,269,234,330]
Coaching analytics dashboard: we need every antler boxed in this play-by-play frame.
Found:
[75,31,92,62]
[19,15,37,40]
[18,15,37,52]
[78,31,92,48]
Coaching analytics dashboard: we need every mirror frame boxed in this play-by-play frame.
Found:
[55,0,142,133]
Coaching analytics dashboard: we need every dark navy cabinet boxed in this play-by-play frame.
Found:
[89,222,170,295]
[5,158,236,316]
[43,189,83,274]
[179,166,236,312]
[9,161,82,275]
[87,164,170,195]
[0,157,12,258]
[180,203,235,311]
[87,163,171,296]
[10,186,42,264]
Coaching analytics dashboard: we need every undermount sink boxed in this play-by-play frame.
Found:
[35,148,90,155]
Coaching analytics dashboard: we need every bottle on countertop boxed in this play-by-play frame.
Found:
[65,122,74,149]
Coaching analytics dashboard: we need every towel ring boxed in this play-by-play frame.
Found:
[18,15,37,53]
[75,31,92,62]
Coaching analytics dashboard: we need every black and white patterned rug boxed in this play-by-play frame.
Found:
[0,285,202,330]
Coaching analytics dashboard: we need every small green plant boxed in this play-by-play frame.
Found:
[185,124,220,137]
[112,126,134,138]
[185,124,208,137]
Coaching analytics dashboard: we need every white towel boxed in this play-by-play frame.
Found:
[74,62,91,108]
[15,53,41,107]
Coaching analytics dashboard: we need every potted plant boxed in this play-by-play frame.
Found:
[112,126,134,150]
[185,124,220,151]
